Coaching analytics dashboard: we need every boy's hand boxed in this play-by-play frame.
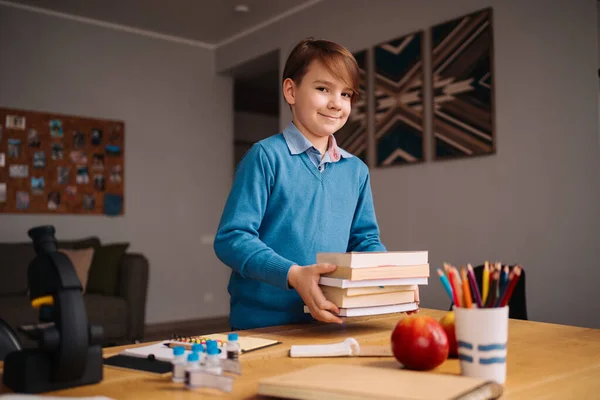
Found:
[406,286,420,315]
[288,264,343,324]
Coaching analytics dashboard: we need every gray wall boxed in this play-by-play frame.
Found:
[234,111,279,167]
[0,6,233,324]
[217,0,600,328]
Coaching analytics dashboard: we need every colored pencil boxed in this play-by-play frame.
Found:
[499,266,522,307]
[494,263,501,301]
[485,271,499,308]
[482,261,490,305]
[467,264,483,308]
[447,267,461,307]
[501,265,509,293]
[437,268,454,304]
[461,267,473,308]
[452,266,463,307]
[443,262,451,275]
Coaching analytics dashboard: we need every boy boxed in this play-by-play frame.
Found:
[214,38,418,330]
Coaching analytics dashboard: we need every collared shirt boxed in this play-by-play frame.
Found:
[282,122,352,172]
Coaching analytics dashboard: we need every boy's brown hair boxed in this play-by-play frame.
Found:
[282,38,360,104]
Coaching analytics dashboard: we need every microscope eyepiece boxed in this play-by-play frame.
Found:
[28,226,58,255]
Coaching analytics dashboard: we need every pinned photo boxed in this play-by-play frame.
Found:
[76,166,89,184]
[109,165,122,183]
[50,119,63,137]
[6,115,26,130]
[33,151,46,168]
[0,183,6,203]
[109,124,121,142]
[31,176,45,195]
[83,194,95,210]
[57,166,70,184]
[66,186,77,197]
[8,138,21,158]
[91,128,103,145]
[28,129,41,147]
[48,191,60,210]
[0,153,4,167]
[94,174,105,191]
[9,164,28,178]
[92,153,104,171]
[103,194,123,216]
[105,144,121,157]
[51,143,64,160]
[73,131,85,148]
[16,191,30,210]
[70,150,88,165]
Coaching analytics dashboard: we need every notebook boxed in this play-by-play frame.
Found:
[258,364,503,400]
[121,335,280,362]
[166,334,281,353]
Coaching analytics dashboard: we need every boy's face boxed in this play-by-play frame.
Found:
[283,60,353,140]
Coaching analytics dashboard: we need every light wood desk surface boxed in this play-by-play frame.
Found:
[2,309,599,399]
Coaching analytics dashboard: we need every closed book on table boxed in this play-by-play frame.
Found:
[317,251,428,268]
[323,264,430,281]
[320,287,415,308]
[258,364,503,400]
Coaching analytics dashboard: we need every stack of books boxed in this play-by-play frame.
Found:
[304,251,429,317]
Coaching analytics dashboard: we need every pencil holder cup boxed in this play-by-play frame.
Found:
[453,305,509,384]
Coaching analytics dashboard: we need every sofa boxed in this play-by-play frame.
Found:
[0,236,149,347]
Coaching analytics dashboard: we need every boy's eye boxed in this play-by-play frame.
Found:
[342,92,352,98]
[316,87,328,92]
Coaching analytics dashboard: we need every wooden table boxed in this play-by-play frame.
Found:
[2,309,599,398]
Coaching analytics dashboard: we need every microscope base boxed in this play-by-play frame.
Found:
[2,345,103,393]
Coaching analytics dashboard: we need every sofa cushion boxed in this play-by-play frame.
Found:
[58,248,95,293]
[84,294,128,340]
[86,243,130,296]
[0,243,36,297]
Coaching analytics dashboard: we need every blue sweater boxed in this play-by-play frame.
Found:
[214,126,386,329]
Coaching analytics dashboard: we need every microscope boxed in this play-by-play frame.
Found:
[3,225,104,393]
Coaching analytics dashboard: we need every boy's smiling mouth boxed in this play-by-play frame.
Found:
[318,113,341,120]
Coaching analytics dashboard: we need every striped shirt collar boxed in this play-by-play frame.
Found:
[282,121,353,162]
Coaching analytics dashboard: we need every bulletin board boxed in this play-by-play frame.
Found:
[0,107,125,215]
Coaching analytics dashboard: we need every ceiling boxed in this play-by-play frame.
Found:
[6,0,323,47]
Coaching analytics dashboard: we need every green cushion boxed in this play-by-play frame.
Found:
[86,243,130,296]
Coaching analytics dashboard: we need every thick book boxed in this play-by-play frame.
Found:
[258,364,503,400]
[304,302,418,317]
[323,264,430,281]
[317,251,428,268]
[319,276,428,288]
[320,284,416,297]
[321,287,415,308]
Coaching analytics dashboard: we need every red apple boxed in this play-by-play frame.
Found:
[439,311,458,358]
[391,315,449,371]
